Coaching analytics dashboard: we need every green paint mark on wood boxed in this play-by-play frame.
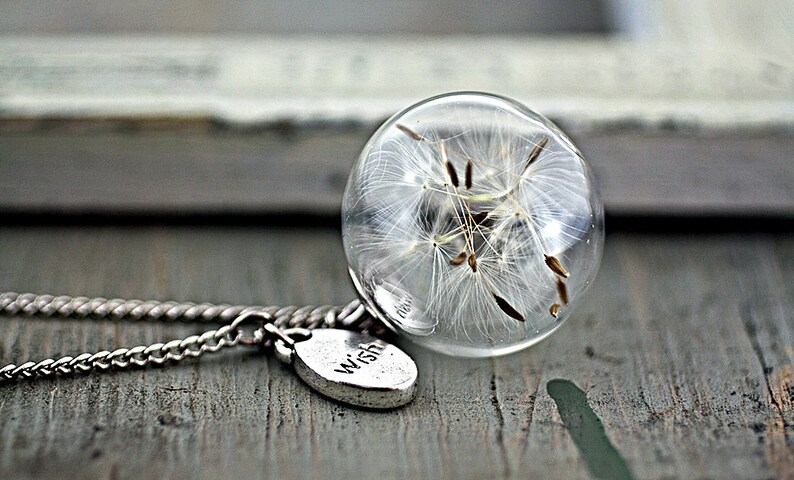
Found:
[547,379,634,480]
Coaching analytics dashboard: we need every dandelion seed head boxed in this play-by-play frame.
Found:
[343,92,604,357]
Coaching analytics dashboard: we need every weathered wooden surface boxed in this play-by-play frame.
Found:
[1,33,791,132]
[0,227,791,479]
[2,131,792,218]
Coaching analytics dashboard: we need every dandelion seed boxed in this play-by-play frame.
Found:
[450,251,467,265]
[556,276,569,305]
[465,160,473,189]
[445,161,459,188]
[525,136,549,170]
[549,303,561,319]
[544,254,569,278]
[492,293,525,322]
[396,124,425,142]
[468,252,478,272]
[471,212,489,224]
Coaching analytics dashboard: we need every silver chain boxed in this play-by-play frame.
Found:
[0,292,373,383]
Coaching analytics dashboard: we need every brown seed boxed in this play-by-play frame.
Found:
[526,136,549,168]
[471,211,489,224]
[556,276,569,305]
[465,160,473,189]
[396,124,425,142]
[467,252,477,272]
[549,303,561,319]
[445,161,460,188]
[492,293,525,322]
[450,251,467,266]
[544,254,569,278]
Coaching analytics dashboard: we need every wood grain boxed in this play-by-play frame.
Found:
[1,131,792,218]
[0,227,791,479]
[1,34,791,132]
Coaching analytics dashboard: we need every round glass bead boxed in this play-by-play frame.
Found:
[342,92,604,357]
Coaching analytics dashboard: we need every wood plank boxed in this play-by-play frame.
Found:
[1,35,791,132]
[0,227,791,479]
[1,131,792,218]
[0,1,607,35]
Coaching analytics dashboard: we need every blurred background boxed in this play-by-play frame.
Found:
[0,0,792,222]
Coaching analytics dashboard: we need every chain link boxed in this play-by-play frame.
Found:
[0,292,375,383]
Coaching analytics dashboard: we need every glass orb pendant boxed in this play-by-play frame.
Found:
[342,92,604,357]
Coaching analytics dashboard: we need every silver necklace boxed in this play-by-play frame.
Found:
[0,292,417,409]
[0,92,604,410]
